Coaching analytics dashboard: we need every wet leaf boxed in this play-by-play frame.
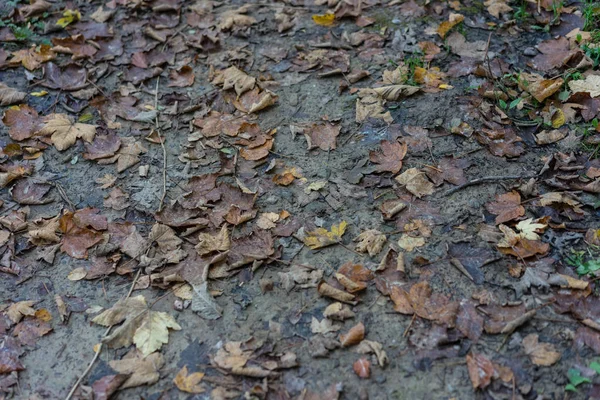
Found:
[369,140,407,174]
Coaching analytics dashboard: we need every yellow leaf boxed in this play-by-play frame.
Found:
[312,13,335,26]
[173,365,205,393]
[515,218,547,240]
[37,113,96,151]
[551,109,565,128]
[93,343,102,353]
[78,113,94,123]
[30,91,48,97]
[57,9,81,28]
[437,13,464,38]
[304,221,347,249]
[35,308,52,322]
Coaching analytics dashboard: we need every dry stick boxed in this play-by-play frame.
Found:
[154,78,168,212]
[443,174,538,196]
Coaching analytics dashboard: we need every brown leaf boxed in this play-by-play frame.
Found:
[354,229,386,256]
[0,164,32,188]
[485,191,525,224]
[0,83,26,106]
[192,111,246,138]
[42,63,88,91]
[317,281,356,304]
[83,133,121,160]
[13,317,52,346]
[369,140,407,174]
[340,322,365,347]
[109,350,164,389]
[11,179,52,205]
[103,187,130,211]
[304,122,341,151]
[532,37,580,72]
[196,225,230,256]
[168,65,195,87]
[476,125,524,158]
[522,334,561,366]
[466,353,494,389]
[19,0,51,18]
[232,88,278,114]
[52,35,98,60]
[395,168,435,198]
[59,211,103,259]
[353,358,370,379]
[2,104,42,141]
[0,336,24,374]
[91,374,129,400]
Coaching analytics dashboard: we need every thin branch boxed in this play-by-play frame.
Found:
[154,78,168,212]
[443,175,537,196]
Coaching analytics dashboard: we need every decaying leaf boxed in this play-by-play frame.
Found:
[485,191,524,225]
[92,295,181,356]
[369,140,407,174]
[522,334,561,366]
[340,322,365,347]
[395,168,435,198]
[303,221,347,249]
[109,350,164,389]
[353,358,370,378]
[196,225,230,256]
[304,123,341,151]
[7,301,36,324]
[568,74,600,98]
[354,229,386,256]
[0,83,26,106]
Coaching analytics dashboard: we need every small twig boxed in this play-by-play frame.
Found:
[443,175,537,196]
[403,314,416,337]
[154,78,168,212]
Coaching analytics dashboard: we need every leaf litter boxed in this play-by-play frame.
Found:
[1,0,600,398]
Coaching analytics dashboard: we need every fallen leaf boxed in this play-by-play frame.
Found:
[216,66,255,96]
[196,225,230,256]
[569,75,600,98]
[369,140,407,174]
[37,113,96,151]
[437,13,464,38]
[0,83,26,106]
[303,221,347,249]
[466,353,494,389]
[7,301,36,324]
[173,365,205,394]
[485,191,525,225]
[312,13,335,26]
[354,229,386,256]
[2,104,42,141]
[353,358,370,378]
[168,66,195,87]
[515,218,547,240]
[340,322,365,347]
[304,123,341,151]
[395,168,435,198]
[522,334,561,366]
[92,295,181,356]
[372,85,420,101]
[109,350,164,389]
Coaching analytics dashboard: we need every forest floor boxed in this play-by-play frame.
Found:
[2,0,600,399]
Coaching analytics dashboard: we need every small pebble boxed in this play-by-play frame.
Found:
[523,47,538,56]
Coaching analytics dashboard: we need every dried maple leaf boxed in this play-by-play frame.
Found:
[354,229,386,256]
[395,168,435,198]
[93,295,181,356]
[369,140,407,174]
[497,224,549,258]
[522,334,560,366]
[109,350,164,389]
[37,113,96,151]
[304,122,341,151]
[0,83,25,106]
[6,301,36,324]
[59,211,103,259]
[518,73,563,102]
[303,221,347,249]
[28,216,60,245]
[51,35,98,60]
[515,218,547,240]
[485,191,524,225]
[356,89,392,123]
[532,37,581,72]
[231,87,278,114]
[372,85,420,101]
[173,365,205,394]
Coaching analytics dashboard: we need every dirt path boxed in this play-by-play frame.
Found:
[1,0,600,399]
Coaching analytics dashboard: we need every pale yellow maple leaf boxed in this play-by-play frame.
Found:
[6,300,36,323]
[173,365,205,394]
[303,221,348,249]
[515,218,547,240]
[109,350,164,389]
[37,113,96,151]
[92,295,181,357]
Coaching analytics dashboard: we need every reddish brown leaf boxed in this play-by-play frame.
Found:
[59,211,103,259]
[168,65,195,87]
[466,353,494,389]
[369,140,407,174]
[485,191,525,225]
[340,322,365,347]
[304,123,341,151]
[353,358,370,379]
[2,104,42,141]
